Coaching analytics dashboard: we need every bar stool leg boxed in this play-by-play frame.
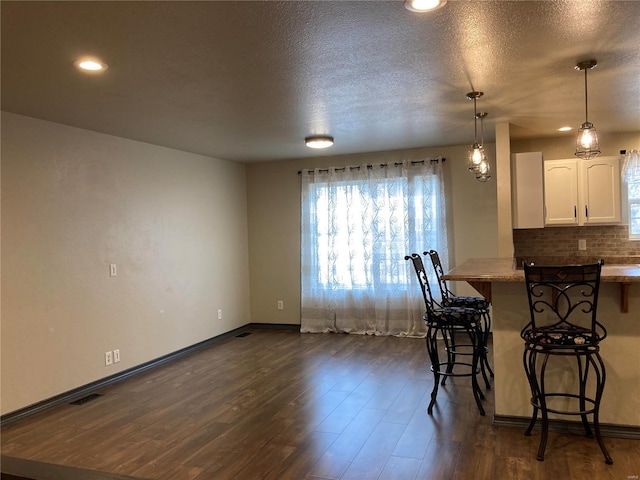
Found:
[481,310,494,379]
[426,324,441,415]
[591,352,614,464]
[441,326,455,386]
[577,355,594,437]
[523,348,539,437]
[468,325,486,415]
[425,322,485,416]
[533,353,553,461]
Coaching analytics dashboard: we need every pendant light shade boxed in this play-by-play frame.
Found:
[474,113,491,182]
[468,142,486,173]
[466,91,491,182]
[575,60,600,160]
[475,155,491,182]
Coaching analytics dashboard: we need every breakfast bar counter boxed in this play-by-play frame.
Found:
[442,257,640,432]
[442,257,640,312]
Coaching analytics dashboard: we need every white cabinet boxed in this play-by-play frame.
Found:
[544,156,621,226]
[544,159,580,225]
[511,152,544,229]
[580,157,622,224]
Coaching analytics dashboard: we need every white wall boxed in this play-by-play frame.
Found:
[1,112,251,414]
[246,144,500,325]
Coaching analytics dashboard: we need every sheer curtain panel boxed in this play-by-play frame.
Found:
[300,159,448,337]
[622,149,640,237]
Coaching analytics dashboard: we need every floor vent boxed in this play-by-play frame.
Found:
[69,393,103,405]
[235,332,252,338]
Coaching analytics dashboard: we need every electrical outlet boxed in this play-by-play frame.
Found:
[105,351,113,366]
[217,309,223,320]
[578,239,587,251]
[277,300,284,310]
[109,263,117,277]
[113,349,120,363]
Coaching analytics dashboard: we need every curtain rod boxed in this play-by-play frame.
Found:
[297,158,445,175]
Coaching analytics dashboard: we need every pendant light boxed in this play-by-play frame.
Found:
[574,59,600,160]
[466,91,490,181]
[475,112,491,182]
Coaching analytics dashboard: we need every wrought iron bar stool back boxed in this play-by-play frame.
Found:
[426,249,493,387]
[404,253,486,415]
[521,260,612,464]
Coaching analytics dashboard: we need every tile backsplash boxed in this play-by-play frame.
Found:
[513,225,640,265]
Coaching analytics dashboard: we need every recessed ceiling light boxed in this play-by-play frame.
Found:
[404,0,447,13]
[558,126,573,132]
[305,136,334,149]
[74,58,108,72]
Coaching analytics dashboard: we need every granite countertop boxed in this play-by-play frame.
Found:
[443,258,640,283]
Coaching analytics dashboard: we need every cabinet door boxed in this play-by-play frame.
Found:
[580,156,621,224]
[512,152,544,229]
[544,160,579,226]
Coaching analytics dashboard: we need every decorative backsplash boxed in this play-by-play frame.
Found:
[513,225,640,265]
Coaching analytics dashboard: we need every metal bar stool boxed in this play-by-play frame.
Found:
[521,260,612,464]
[426,249,493,389]
[405,253,486,416]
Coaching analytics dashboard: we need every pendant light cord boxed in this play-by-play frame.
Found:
[584,67,589,124]
[473,97,478,142]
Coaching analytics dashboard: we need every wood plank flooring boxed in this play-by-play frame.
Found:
[2,328,639,480]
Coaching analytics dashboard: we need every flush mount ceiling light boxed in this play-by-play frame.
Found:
[305,135,334,149]
[466,91,491,182]
[73,58,108,73]
[574,59,600,160]
[404,0,447,12]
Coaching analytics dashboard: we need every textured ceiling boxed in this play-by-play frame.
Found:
[2,1,640,163]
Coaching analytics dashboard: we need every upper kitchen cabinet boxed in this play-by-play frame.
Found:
[512,152,544,229]
[544,156,621,226]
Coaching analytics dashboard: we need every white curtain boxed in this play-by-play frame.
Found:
[300,159,448,337]
[622,149,640,236]
[621,149,640,183]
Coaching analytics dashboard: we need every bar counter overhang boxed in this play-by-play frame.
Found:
[442,258,640,436]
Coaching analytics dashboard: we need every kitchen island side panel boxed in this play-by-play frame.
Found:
[491,281,640,427]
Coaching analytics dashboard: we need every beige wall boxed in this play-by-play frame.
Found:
[246,144,500,325]
[1,112,251,414]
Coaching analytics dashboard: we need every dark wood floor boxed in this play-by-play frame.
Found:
[2,329,639,480]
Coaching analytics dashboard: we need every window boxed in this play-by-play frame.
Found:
[629,181,640,239]
[310,175,437,289]
[622,150,640,239]
[300,159,448,336]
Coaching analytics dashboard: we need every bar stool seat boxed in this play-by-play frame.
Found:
[521,326,601,346]
[441,295,490,310]
[521,260,612,465]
